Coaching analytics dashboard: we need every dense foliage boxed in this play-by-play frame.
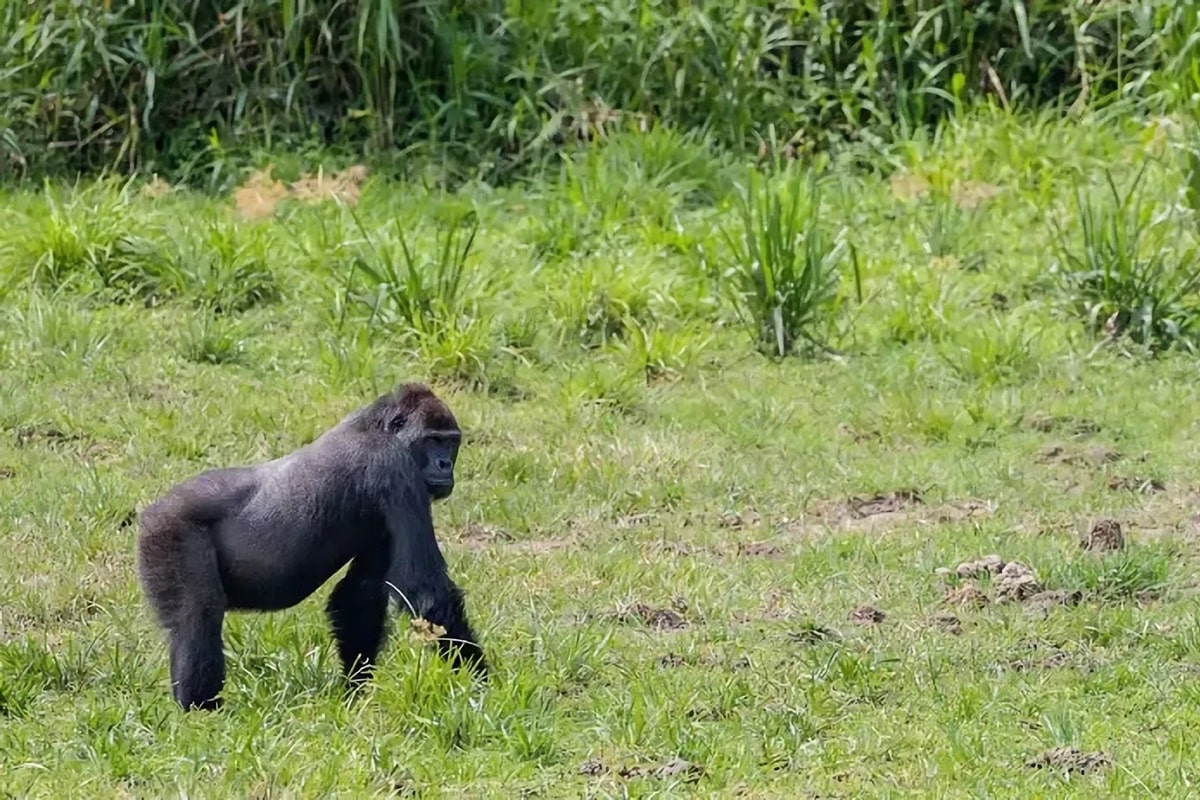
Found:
[1,0,1195,185]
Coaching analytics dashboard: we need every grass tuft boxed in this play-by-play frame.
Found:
[1050,160,1200,354]
[719,164,854,357]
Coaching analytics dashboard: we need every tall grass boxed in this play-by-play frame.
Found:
[719,165,854,357]
[0,1,1193,185]
[1050,161,1200,354]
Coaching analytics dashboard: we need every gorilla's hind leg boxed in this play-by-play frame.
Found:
[326,555,389,685]
[169,607,225,710]
[140,520,228,711]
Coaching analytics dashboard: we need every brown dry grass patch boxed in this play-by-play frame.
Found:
[233,164,369,220]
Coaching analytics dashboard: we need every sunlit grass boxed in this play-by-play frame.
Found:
[3,109,1200,796]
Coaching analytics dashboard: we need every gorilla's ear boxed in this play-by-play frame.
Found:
[387,412,407,432]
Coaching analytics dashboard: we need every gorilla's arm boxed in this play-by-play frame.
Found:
[383,486,488,677]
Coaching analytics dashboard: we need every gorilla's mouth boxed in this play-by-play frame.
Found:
[427,479,454,497]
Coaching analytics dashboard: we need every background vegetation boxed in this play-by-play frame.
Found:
[1,0,1197,185]
[4,0,1200,796]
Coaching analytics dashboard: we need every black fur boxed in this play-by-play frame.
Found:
[136,383,487,711]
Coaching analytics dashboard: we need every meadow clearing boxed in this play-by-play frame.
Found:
[3,5,1200,797]
[1,103,1200,797]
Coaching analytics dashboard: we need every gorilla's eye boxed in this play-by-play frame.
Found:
[388,413,407,432]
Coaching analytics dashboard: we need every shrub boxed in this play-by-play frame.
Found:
[0,1,1191,182]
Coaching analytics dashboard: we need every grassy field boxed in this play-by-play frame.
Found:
[3,107,1200,797]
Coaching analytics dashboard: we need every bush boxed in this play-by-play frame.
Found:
[0,1,1191,183]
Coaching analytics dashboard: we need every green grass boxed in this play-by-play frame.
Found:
[6,106,1200,797]
[0,0,1193,184]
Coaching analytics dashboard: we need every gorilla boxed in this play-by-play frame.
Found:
[135,382,488,711]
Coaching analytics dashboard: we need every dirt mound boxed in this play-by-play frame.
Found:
[1081,519,1125,553]
[942,582,990,608]
[953,554,1005,579]
[937,555,1045,606]
[994,561,1042,604]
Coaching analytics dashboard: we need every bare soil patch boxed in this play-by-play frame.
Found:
[1024,590,1083,619]
[787,624,841,646]
[12,423,118,461]
[507,539,575,554]
[450,523,513,548]
[717,509,762,529]
[805,489,994,534]
[1121,488,1200,542]
[836,422,881,442]
[846,488,924,517]
[731,591,790,625]
[732,541,786,559]
[1003,639,1075,672]
[927,612,964,635]
[1106,475,1165,494]
[580,756,704,783]
[14,423,85,448]
[621,757,704,782]
[449,523,576,554]
[140,175,174,198]
[614,512,656,529]
[609,600,689,631]
[651,538,788,560]
[1023,413,1101,436]
[848,605,886,626]
[652,541,700,557]
[1037,443,1121,466]
[1024,747,1111,776]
